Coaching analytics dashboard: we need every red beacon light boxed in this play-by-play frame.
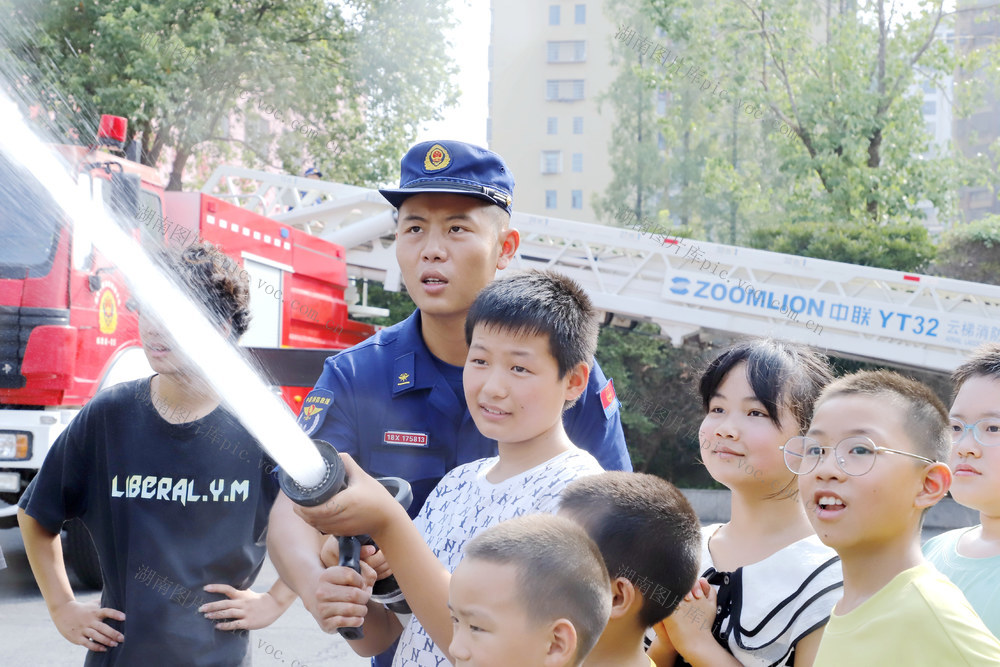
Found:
[96,114,128,150]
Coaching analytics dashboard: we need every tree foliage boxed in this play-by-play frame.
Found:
[747,220,936,271]
[593,2,670,228]
[594,326,715,487]
[932,215,1000,285]
[0,0,458,189]
[599,0,998,239]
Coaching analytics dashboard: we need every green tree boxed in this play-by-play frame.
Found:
[932,215,1000,285]
[747,220,936,271]
[0,0,457,189]
[593,325,716,486]
[609,0,990,236]
[594,1,669,227]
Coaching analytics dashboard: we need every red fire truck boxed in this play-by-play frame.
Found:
[0,115,377,586]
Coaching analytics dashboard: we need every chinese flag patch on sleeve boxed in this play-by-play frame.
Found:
[600,379,619,419]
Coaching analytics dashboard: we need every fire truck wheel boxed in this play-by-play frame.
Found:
[63,519,103,590]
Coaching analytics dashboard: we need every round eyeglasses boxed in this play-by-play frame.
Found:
[949,418,1000,448]
[781,435,936,477]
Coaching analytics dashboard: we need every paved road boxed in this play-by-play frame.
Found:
[0,526,369,666]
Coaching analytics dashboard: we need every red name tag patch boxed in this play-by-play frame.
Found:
[383,431,429,447]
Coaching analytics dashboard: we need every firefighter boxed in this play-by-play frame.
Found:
[268,140,630,666]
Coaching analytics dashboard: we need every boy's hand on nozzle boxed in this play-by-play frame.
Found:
[51,599,125,652]
[293,453,403,539]
[319,534,340,568]
[360,544,393,581]
[200,584,286,632]
[310,561,379,634]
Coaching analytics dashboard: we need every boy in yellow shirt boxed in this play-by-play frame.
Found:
[786,370,1000,665]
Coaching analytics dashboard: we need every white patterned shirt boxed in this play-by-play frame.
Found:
[391,448,603,667]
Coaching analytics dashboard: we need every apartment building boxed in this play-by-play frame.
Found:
[488,1,616,223]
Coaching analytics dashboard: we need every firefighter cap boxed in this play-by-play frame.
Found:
[379,140,515,215]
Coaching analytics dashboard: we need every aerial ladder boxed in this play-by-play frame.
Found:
[202,166,1000,374]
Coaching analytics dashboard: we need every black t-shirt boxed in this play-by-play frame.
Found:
[20,377,279,666]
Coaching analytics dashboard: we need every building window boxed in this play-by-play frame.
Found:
[572,190,583,209]
[547,41,587,63]
[549,5,560,25]
[546,190,558,209]
[541,151,562,174]
[573,116,583,134]
[575,4,586,24]
[547,117,558,134]
[922,100,936,115]
[969,187,993,209]
[572,153,583,172]
[546,79,585,101]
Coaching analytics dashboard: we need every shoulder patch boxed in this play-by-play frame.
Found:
[297,389,335,436]
[600,379,619,420]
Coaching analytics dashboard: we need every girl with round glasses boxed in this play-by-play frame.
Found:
[923,344,1000,639]
[648,339,842,666]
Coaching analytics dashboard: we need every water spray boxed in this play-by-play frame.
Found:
[0,93,328,488]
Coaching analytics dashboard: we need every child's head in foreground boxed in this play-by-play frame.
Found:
[559,472,702,631]
[448,514,611,667]
[463,270,598,441]
[698,338,833,496]
[949,344,1000,517]
[139,242,251,376]
[795,370,952,555]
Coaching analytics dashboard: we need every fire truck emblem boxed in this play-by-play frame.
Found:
[423,144,451,172]
[98,289,118,334]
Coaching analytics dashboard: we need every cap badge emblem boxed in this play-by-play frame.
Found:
[423,144,451,172]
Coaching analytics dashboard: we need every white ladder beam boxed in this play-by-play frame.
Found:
[202,167,1000,373]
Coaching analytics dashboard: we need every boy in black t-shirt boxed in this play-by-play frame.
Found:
[18,242,295,665]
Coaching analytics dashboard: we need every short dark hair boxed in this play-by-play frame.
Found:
[165,241,252,339]
[465,270,598,380]
[952,343,1000,394]
[463,514,611,664]
[699,339,833,434]
[816,370,950,461]
[559,472,702,627]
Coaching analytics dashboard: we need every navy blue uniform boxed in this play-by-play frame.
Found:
[300,138,630,667]
[297,309,631,518]
[20,378,278,666]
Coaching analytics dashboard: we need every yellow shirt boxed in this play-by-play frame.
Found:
[814,564,1000,666]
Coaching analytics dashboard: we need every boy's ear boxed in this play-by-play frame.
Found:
[496,228,520,270]
[563,361,591,403]
[609,576,639,621]
[914,461,952,511]
[543,618,578,667]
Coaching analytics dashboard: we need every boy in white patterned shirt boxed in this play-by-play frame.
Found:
[295,269,605,666]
